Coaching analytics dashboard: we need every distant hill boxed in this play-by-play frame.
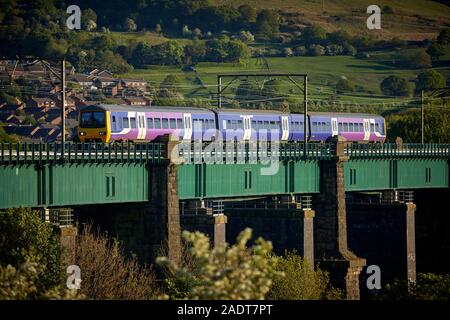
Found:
[214,0,450,40]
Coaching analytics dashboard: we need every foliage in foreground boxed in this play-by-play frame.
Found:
[0,260,80,300]
[267,252,343,300]
[158,228,282,300]
[377,273,450,300]
[74,224,160,300]
[0,208,62,294]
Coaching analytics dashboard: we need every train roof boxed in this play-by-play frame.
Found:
[80,104,213,114]
[306,112,384,118]
[213,108,284,115]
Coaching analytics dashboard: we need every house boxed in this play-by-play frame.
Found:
[123,97,147,106]
[3,125,40,138]
[94,76,117,88]
[0,114,22,126]
[26,97,56,110]
[121,78,147,91]
[104,83,121,97]
[69,74,93,88]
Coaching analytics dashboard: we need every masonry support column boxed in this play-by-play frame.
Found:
[406,202,417,284]
[151,135,181,264]
[314,136,366,300]
[302,208,315,269]
[180,201,228,247]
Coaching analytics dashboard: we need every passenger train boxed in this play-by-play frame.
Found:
[77,104,386,143]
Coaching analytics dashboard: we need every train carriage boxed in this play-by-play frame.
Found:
[77,104,386,143]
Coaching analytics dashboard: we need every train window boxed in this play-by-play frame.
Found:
[237,120,243,129]
[112,116,116,123]
[130,117,137,128]
[375,123,380,132]
[338,123,343,131]
[370,123,375,132]
[349,123,354,132]
[122,117,129,129]
[321,122,326,131]
[161,118,168,129]
[263,121,269,128]
[270,121,275,129]
[169,119,176,129]
[147,118,153,128]
[358,123,363,132]
[343,123,348,132]
[154,118,161,129]
[177,119,183,129]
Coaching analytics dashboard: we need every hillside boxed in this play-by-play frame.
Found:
[215,0,450,40]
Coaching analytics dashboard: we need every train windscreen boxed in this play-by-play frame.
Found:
[79,111,106,128]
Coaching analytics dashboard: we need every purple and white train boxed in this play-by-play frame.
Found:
[77,104,386,143]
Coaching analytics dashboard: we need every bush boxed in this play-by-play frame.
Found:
[74,224,159,300]
[437,28,450,45]
[415,70,446,94]
[336,78,355,93]
[308,44,325,56]
[377,273,450,300]
[294,46,307,56]
[396,50,432,69]
[380,75,411,96]
[267,252,343,300]
[158,228,281,300]
[0,208,63,293]
[283,47,293,57]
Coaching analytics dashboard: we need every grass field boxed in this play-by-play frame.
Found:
[120,50,450,110]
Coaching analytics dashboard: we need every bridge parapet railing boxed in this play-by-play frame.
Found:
[344,143,450,159]
[177,141,334,164]
[0,142,166,165]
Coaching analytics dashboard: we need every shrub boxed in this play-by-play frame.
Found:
[336,78,355,93]
[158,228,282,300]
[396,50,432,69]
[377,273,450,300]
[74,224,159,300]
[294,46,307,56]
[380,75,411,96]
[308,44,325,56]
[0,208,63,293]
[267,252,343,300]
[415,70,446,94]
[283,47,293,57]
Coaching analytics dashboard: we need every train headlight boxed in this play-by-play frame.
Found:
[99,131,106,136]
[79,131,86,136]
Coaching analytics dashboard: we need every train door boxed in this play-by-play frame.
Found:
[112,115,117,132]
[331,118,338,136]
[281,116,289,141]
[242,116,251,140]
[183,113,192,140]
[363,119,370,141]
[137,112,146,139]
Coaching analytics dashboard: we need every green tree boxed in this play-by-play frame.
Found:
[380,76,411,97]
[256,10,280,38]
[267,252,343,300]
[307,44,325,56]
[397,50,432,69]
[184,40,207,65]
[157,228,282,300]
[302,25,326,45]
[415,70,446,94]
[238,4,257,23]
[0,208,63,294]
[227,39,251,63]
[378,273,450,300]
[336,78,355,93]
[437,27,450,45]
[426,43,445,60]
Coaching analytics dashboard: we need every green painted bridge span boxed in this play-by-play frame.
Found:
[0,142,448,208]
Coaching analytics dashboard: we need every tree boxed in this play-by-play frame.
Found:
[267,252,343,300]
[380,76,411,97]
[227,39,251,63]
[238,30,255,43]
[159,74,182,98]
[437,27,450,45]
[426,43,445,61]
[294,46,307,56]
[283,47,293,57]
[0,208,62,294]
[157,228,281,299]
[397,50,432,69]
[301,25,326,46]
[256,10,280,38]
[307,44,325,56]
[336,78,355,93]
[415,70,446,94]
[326,30,352,45]
[184,40,207,65]
[0,124,18,143]
[238,4,257,23]
[124,18,137,31]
